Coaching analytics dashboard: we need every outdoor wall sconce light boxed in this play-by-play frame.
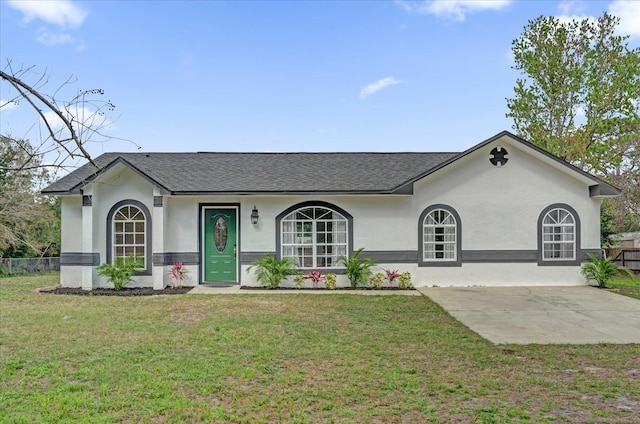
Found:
[251,206,259,225]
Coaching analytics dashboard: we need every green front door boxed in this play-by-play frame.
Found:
[203,208,237,282]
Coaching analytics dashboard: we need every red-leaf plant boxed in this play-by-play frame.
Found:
[303,271,324,289]
[169,261,189,288]
[385,269,401,287]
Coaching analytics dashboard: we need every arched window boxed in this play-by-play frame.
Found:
[277,202,351,268]
[418,205,461,266]
[107,200,152,274]
[540,206,577,261]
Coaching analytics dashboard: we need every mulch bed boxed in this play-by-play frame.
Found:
[39,285,415,296]
[240,286,415,290]
[42,287,193,296]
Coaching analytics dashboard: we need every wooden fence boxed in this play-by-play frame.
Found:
[604,248,640,273]
[0,257,60,275]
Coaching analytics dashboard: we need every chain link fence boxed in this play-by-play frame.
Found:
[0,257,60,276]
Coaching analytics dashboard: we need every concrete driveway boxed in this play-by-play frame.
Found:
[418,286,640,344]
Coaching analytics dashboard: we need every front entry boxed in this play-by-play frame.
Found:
[202,207,238,283]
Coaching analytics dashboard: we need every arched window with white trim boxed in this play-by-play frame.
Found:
[418,204,461,267]
[424,209,456,260]
[107,200,152,274]
[113,205,146,265]
[541,207,576,261]
[277,202,351,269]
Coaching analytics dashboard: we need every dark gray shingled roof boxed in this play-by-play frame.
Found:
[41,131,621,196]
[42,151,460,195]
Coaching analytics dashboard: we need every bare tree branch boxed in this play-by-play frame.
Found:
[0,68,97,168]
[0,61,138,256]
[0,61,140,175]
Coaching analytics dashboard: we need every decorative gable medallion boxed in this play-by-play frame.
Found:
[489,147,509,167]
[213,215,228,253]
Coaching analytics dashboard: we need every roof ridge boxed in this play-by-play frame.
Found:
[103,151,461,155]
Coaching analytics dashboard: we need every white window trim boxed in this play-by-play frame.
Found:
[423,209,457,262]
[280,206,348,269]
[541,208,576,261]
[112,205,147,268]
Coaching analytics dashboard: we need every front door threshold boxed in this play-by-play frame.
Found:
[200,282,239,288]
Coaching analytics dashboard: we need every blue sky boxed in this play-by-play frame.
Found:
[1,0,639,158]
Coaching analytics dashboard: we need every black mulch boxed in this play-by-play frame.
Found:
[44,287,193,296]
[239,286,415,290]
[42,286,415,296]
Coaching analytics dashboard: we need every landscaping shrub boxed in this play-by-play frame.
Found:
[96,257,143,290]
[581,253,634,288]
[247,255,298,289]
[338,248,376,288]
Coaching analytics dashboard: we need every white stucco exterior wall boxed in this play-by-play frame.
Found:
[59,196,83,288]
[61,197,83,252]
[96,166,155,288]
[57,135,604,289]
[239,139,601,287]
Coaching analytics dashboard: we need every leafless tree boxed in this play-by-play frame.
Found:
[1,60,137,174]
[0,61,136,256]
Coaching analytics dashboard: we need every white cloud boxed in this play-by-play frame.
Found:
[36,30,76,46]
[555,14,595,26]
[75,39,86,53]
[0,99,19,110]
[557,0,586,16]
[359,77,402,99]
[554,1,640,37]
[396,0,511,22]
[554,1,594,24]
[505,48,515,67]
[7,0,87,28]
[609,0,640,37]
[42,106,114,134]
[7,0,87,49]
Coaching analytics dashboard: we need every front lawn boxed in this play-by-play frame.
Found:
[1,274,639,423]
[607,275,640,300]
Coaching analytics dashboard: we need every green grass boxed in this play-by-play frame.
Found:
[607,275,640,300]
[2,274,640,423]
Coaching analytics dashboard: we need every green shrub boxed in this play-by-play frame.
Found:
[325,273,337,290]
[247,255,298,289]
[581,253,634,288]
[370,272,385,289]
[96,257,143,291]
[337,248,376,288]
[398,271,414,289]
[293,274,305,288]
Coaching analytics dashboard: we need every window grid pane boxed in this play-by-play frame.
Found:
[542,208,576,260]
[113,205,146,267]
[281,207,348,268]
[423,209,456,261]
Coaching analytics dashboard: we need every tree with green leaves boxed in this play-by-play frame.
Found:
[507,12,640,233]
[0,135,60,257]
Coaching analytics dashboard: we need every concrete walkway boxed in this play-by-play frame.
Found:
[418,286,640,344]
[188,285,421,296]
